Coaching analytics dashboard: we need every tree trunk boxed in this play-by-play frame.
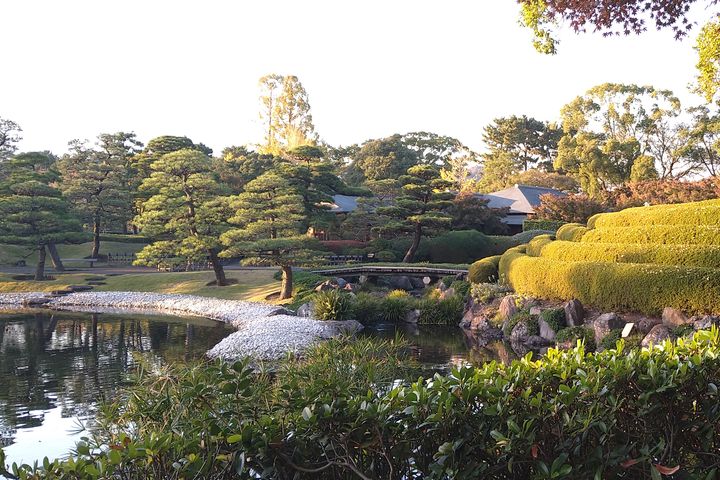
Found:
[402,223,423,263]
[47,243,65,272]
[207,249,227,286]
[280,265,293,300]
[91,219,101,258]
[35,246,47,281]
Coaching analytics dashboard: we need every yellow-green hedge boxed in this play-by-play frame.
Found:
[468,255,501,284]
[526,234,555,257]
[581,225,720,246]
[500,250,720,314]
[588,199,720,229]
[532,241,720,269]
[556,223,588,242]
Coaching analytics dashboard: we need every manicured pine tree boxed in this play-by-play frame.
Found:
[221,170,321,300]
[133,149,231,286]
[0,152,86,280]
[376,164,455,263]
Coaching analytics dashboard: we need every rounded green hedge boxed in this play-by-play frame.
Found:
[534,241,720,269]
[468,255,501,283]
[581,225,720,245]
[499,250,720,314]
[526,234,554,257]
[555,223,588,242]
[588,198,720,229]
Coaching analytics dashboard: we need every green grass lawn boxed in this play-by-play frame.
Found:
[0,269,283,302]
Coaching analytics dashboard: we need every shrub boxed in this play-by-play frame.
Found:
[487,230,553,256]
[468,255,501,283]
[375,250,396,262]
[380,297,414,323]
[470,282,511,303]
[540,308,566,332]
[607,178,720,210]
[417,296,464,325]
[441,275,456,287]
[588,198,720,228]
[555,326,596,351]
[536,241,720,269]
[7,330,720,479]
[582,225,720,246]
[503,309,534,337]
[522,219,565,232]
[525,234,554,257]
[419,230,493,264]
[98,233,150,244]
[600,330,622,350]
[350,293,383,323]
[534,192,606,223]
[387,289,410,299]
[500,250,720,315]
[450,280,471,299]
[555,222,588,242]
[313,290,353,320]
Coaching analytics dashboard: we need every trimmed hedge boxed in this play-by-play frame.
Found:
[419,230,494,263]
[581,225,720,246]
[468,255,501,283]
[522,219,565,232]
[555,223,588,242]
[98,233,150,244]
[533,240,720,269]
[525,234,554,257]
[588,198,720,229]
[499,250,720,314]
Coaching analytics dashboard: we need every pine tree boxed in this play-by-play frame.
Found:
[376,165,454,263]
[0,152,86,280]
[133,149,230,286]
[221,171,321,299]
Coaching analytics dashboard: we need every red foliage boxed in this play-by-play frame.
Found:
[534,193,605,223]
[608,178,720,209]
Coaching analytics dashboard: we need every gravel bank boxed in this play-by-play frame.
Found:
[0,292,362,360]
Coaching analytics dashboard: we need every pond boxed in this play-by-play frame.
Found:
[0,310,515,470]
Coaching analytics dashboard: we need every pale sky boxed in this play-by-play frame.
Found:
[1,0,711,155]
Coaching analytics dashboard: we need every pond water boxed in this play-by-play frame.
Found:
[0,310,516,470]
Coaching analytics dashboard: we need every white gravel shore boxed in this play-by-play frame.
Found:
[0,292,362,360]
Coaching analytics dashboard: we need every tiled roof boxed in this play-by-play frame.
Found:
[478,184,566,214]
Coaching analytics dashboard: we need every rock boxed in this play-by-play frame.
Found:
[21,297,53,307]
[344,283,359,293]
[404,309,420,324]
[315,280,336,292]
[498,295,518,322]
[525,335,552,348]
[335,277,347,288]
[437,281,447,292]
[296,303,314,318]
[662,307,690,328]
[358,275,368,285]
[510,320,529,342]
[642,324,673,347]
[410,277,426,290]
[68,285,93,292]
[593,313,624,344]
[529,306,542,316]
[636,317,662,334]
[440,288,456,300]
[387,276,414,291]
[267,306,295,316]
[538,318,557,341]
[564,299,584,327]
[692,315,720,330]
[422,276,432,286]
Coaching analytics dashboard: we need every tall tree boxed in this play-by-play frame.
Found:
[258,75,317,154]
[217,146,275,193]
[133,149,230,286]
[221,171,320,299]
[0,152,85,280]
[58,133,137,258]
[681,106,720,177]
[482,116,561,171]
[0,117,22,162]
[476,151,517,193]
[376,165,454,263]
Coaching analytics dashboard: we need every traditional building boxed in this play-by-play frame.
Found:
[477,184,566,233]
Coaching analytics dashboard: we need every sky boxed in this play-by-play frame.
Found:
[1,0,712,155]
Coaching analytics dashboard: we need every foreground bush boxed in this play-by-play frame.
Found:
[500,250,720,314]
[530,240,720,269]
[587,198,720,229]
[5,331,720,479]
[581,224,720,246]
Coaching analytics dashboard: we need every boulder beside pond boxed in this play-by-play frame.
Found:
[642,324,673,347]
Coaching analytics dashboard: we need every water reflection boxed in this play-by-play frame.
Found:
[0,310,233,466]
[362,324,522,368]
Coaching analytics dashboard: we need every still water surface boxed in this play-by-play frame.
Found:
[0,311,509,470]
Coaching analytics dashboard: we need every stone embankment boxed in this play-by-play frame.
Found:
[0,292,362,360]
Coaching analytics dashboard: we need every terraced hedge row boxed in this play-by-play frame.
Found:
[588,198,720,228]
[531,241,720,269]
[581,225,720,245]
[499,250,720,314]
[555,223,588,242]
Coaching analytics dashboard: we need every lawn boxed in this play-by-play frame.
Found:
[0,241,147,267]
[0,269,283,302]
